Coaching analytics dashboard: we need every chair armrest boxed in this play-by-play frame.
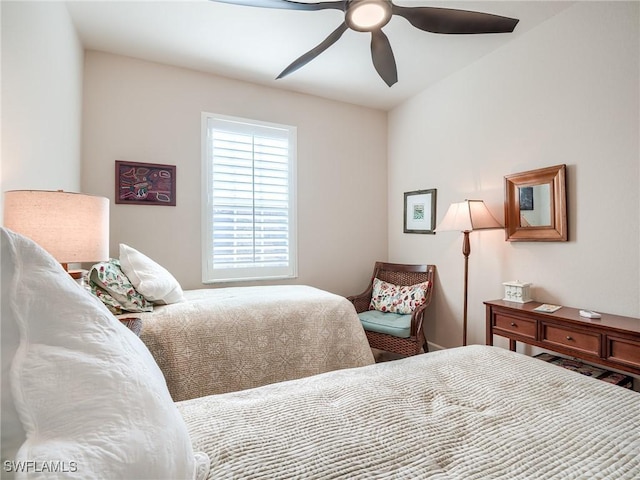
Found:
[409,292,434,336]
[346,287,373,313]
[409,307,426,337]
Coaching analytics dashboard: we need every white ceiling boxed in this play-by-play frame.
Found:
[66,0,572,111]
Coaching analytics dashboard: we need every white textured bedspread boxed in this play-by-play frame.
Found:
[178,345,640,479]
[135,285,375,401]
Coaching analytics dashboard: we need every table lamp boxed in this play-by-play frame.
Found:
[3,190,109,278]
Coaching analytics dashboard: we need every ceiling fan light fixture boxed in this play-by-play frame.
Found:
[346,0,392,32]
[215,0,519,86]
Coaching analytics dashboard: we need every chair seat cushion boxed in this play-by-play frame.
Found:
[358,310,412,338]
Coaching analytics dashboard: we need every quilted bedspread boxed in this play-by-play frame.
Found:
[178,345,640,479]
[133,285,375,401]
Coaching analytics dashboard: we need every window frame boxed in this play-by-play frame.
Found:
[201,112,298,283]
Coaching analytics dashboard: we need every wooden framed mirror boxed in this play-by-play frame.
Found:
[504,164,567,241]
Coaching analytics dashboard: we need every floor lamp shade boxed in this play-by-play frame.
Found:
[436,200,503,233]
[3,190,110,265]
[436,200,502,347]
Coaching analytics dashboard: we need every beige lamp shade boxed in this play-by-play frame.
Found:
[436,199,503,233]
[3,190,109,264]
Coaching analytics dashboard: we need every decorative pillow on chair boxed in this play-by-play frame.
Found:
[369,278,430,314]
[120,243,185,305]
[86,259,153,314]
[1,228,208,480]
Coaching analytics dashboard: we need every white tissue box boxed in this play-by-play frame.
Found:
[502,280,533,303]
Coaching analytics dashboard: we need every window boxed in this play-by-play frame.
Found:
[201,113,297,283]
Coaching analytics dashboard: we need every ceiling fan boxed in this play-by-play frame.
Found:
[210,0,519,87]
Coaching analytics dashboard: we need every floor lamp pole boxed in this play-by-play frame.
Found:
[462,230,471,347]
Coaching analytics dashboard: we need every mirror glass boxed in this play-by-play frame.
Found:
[518,184,551,227]
[504,165,567,242]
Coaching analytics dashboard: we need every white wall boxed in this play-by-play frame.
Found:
[0,1,84,217]
[81,51,388,295]
[388,2,639,349]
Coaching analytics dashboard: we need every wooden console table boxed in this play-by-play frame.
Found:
[485,300,640,376]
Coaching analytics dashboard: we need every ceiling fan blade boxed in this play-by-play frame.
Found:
[209,0,344,11]
[370,29,397,87]
[277,22,348,79]
[392,5,519,34]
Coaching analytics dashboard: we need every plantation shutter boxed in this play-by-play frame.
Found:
[202,114,297,282]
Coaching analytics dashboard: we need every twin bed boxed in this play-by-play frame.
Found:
[126,285,375,401]
[2,227,639,479]
[181,345,639,479]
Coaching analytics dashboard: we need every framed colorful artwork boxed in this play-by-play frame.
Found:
[403,189,437,234]
[115,160,176,206]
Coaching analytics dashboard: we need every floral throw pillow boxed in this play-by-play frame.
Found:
[369,278,430,314]
[85,259,153,315]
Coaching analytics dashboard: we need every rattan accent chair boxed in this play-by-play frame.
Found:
[347,262,435,356]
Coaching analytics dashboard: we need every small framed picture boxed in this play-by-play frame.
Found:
[115,160,176,206]
[404,189,437,234]
[519,186,534,211]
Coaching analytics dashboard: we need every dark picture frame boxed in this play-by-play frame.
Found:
[403,189,437,234]
[115,160,176,206]
[519,186,534,211]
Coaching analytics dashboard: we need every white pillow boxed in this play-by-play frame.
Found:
[1,231,26,480]
[1,228,208,479]
[119,243,185,305]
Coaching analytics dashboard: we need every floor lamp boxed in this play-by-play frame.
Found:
[436,200,503,346]
[4,190,110,278]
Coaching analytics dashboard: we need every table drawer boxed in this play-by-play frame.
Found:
[494,313,536,339]
[607,336,640,370]
[542,323,600,356]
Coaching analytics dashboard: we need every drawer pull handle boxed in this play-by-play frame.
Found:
[566,336,573,341]
[510,322,516,327]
